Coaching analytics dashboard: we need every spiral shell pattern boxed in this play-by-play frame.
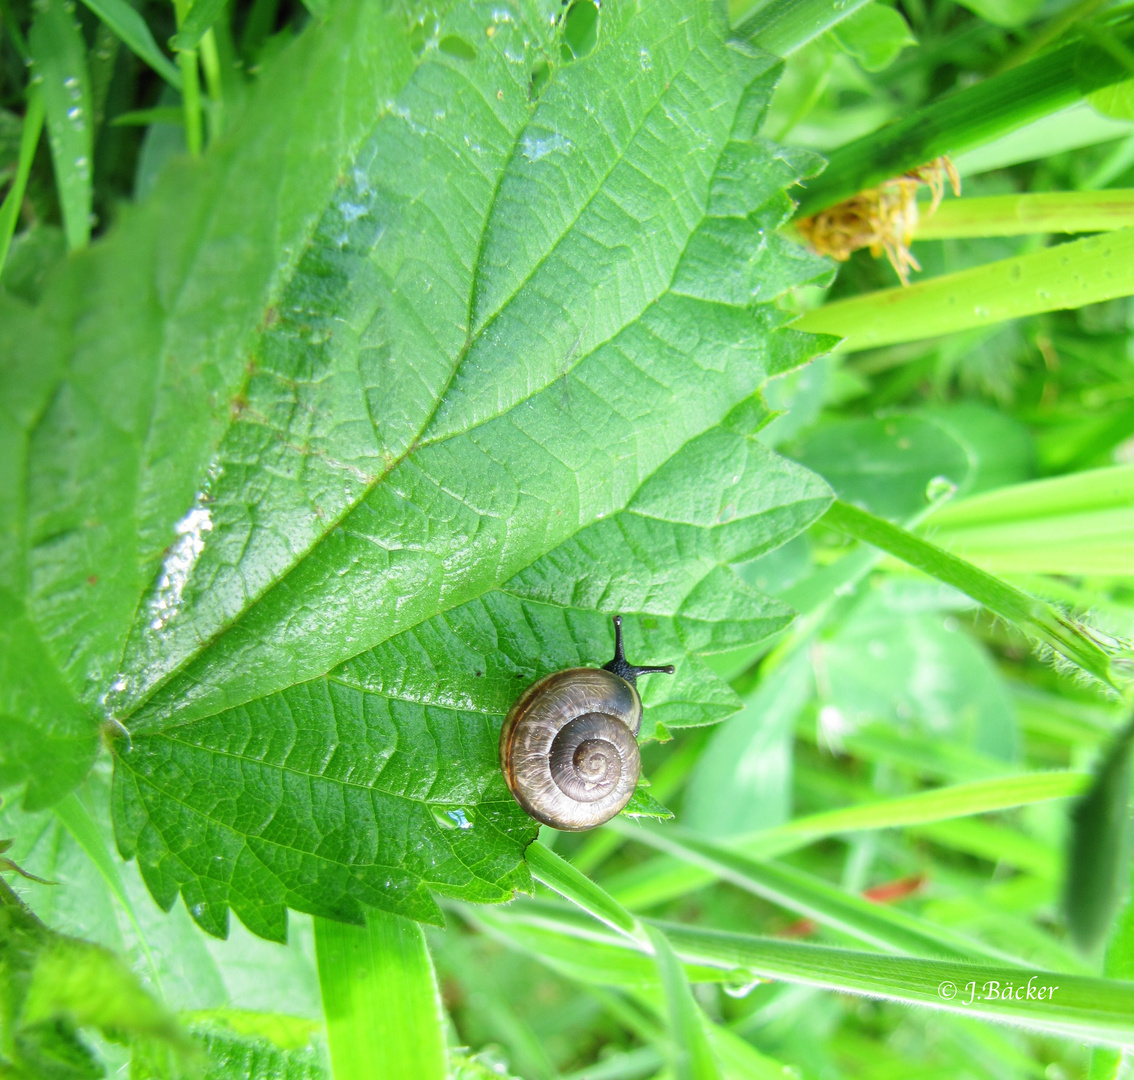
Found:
[499,667,642,831]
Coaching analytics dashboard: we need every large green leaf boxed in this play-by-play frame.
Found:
[0,885,184,1077]
[2,0,833,939]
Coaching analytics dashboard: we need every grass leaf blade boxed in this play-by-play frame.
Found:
[645,924,722,1080]
[79,0,181,88]
[0,90,45,277]
[29,0,93,250]
[822,499,1118,686]
[794,23,1134,218]
[794,228,1134,351]
[170,0,228,53]
[1065,713,1134,952]
[315,910,448,1080]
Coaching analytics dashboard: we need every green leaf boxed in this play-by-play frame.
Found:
[130,1017,327,1079]
[791,415,973,521]
[683,649,810,837]
[315,910,447,1080]
[1090,78,1134,121]
[78,0,182,88]
[0,774,328,1022]
[953,0,1043,28]
[28,0,93,250]
[0,593,99,812]
[819,583,1018,762]
[622,786,674,821]
[1065,713,1134,952]
[2,0,834,937]
[829,2,915,72]
[0,887,185,1075]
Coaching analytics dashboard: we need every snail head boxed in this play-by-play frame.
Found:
[602,615,675,688]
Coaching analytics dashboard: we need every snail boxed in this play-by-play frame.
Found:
[499,615,674,831]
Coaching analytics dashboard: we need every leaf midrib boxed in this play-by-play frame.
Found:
[119,19,745,731]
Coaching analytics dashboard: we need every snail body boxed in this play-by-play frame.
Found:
[499,616,674,831]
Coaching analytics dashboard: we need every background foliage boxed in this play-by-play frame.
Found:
[2,0,1134,1076]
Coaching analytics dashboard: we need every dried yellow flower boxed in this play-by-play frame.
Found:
[796,157,961,285]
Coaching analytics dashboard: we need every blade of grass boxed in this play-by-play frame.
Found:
[1066,712,1134,952]
[604,770,1087,911]
[793,20,1134,219]
[170,0,227,51]
[735,0,872,55]
[79,0,181,88]
[613,821,1022,963]
[821,500,1120,686]
[527,840,651,949]
[528,842,726,1077]
[770,771,1089,841]
[951,103,1134,178]
[110,107,185,127]
[314,910,448,1080]
[916,818,1062,880]
[915,190,1134,239]
[658,922,1134,1047]
[0,90,45,278]
[794,228,1134,352]
[646,925,722,1080]
[925,465,1134,577]
[996,0,1110,72]
[475,901,1134,1047]
[29,0,94,250]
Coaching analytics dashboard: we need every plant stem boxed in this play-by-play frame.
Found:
[198,28,224,142]
[172,0,201,155]
[314,910,448,1080]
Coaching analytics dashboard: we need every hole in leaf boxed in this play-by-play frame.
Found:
[408,13,438,57]
[439,34,478,60]
[560,0,599,62]
[530,57,551,99]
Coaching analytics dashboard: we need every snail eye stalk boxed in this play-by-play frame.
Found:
[602,614,675,687]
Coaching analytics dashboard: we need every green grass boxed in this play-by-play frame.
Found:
[2,0,1134,1078]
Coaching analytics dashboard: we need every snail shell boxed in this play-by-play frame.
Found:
[499,617,673,831]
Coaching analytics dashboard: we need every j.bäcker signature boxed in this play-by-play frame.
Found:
[937,976,1059,1004]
